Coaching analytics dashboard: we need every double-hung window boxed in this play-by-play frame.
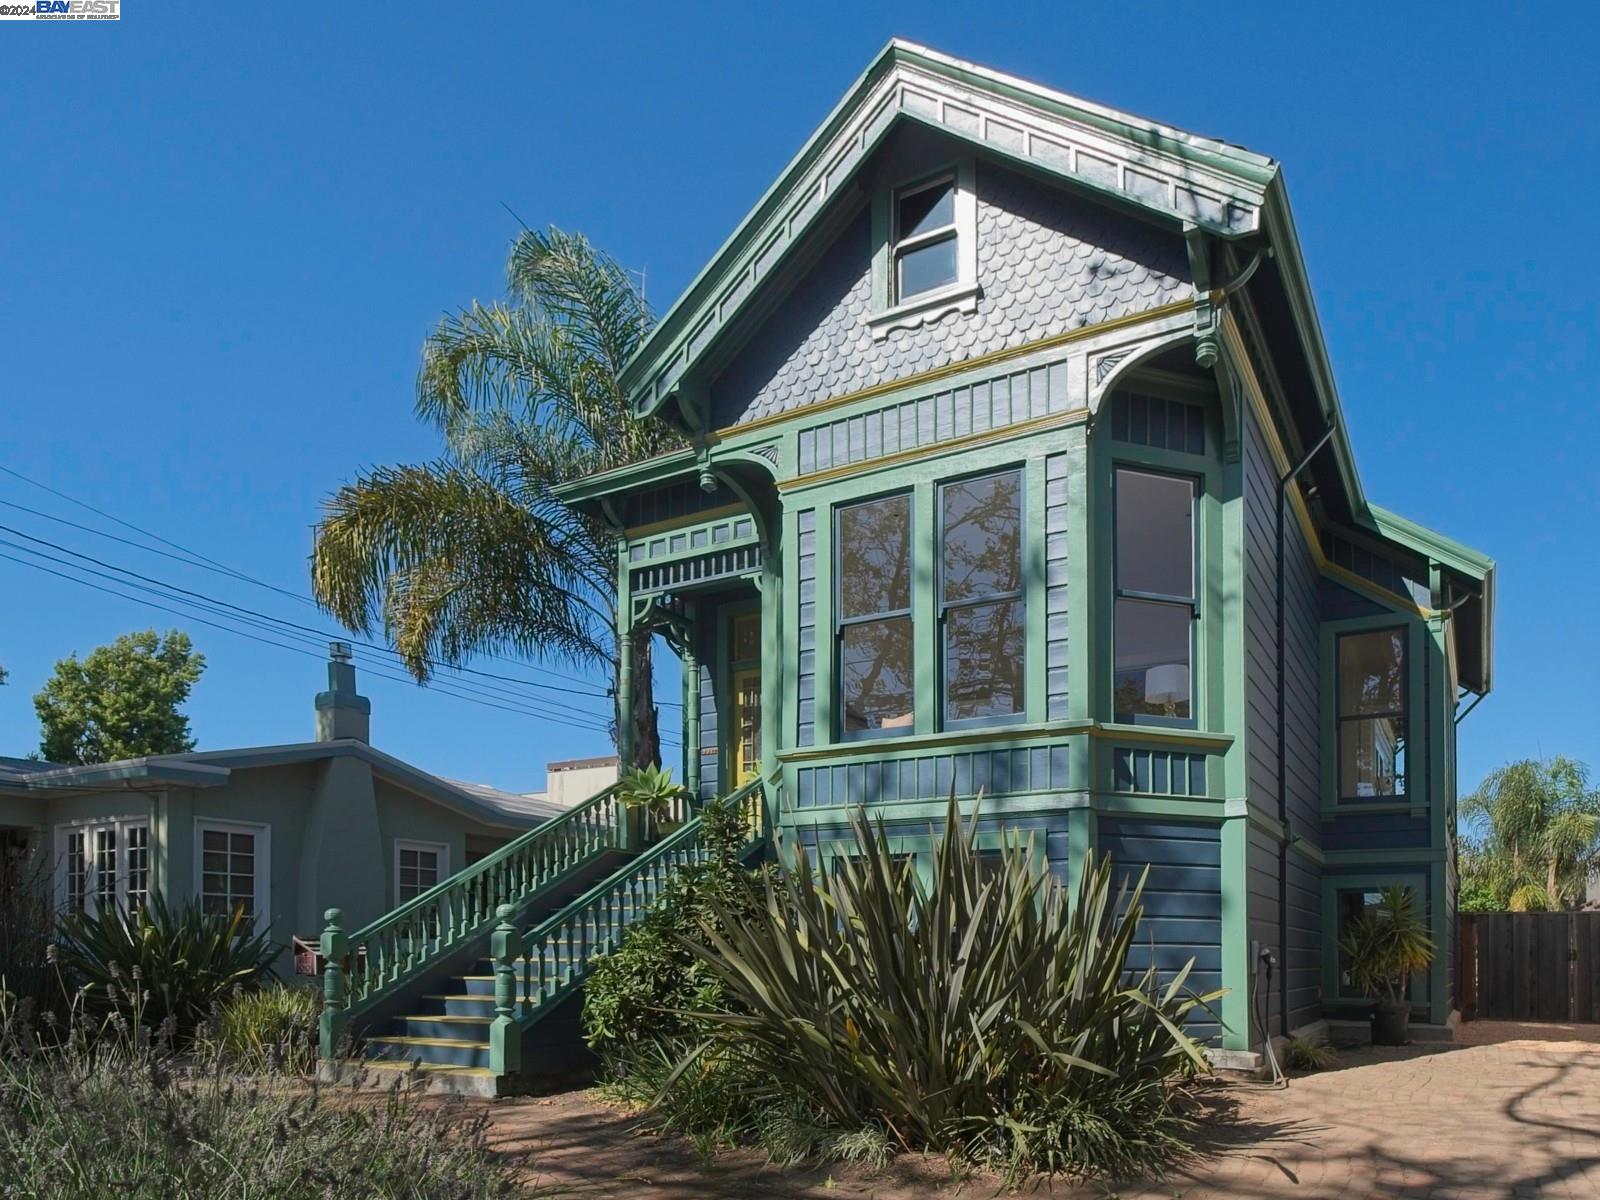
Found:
[57,819,150,916]
[892,174,960,302]
[1113,467,1198,724]
[836,493,915,737]
[1336,628,1407,800]
[940,469,1025,725]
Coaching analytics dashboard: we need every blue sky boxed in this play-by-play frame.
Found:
[1,3,1595,794]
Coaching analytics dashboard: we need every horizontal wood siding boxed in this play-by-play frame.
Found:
[1321,812,1430,853]
[1101,817,1222,1038]
[795,814,1070,883]
[1285,851,1322,1030]
[1246,826,1282,1039]
[696,621,720,802]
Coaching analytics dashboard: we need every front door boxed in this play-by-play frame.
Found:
[728,611,761,790]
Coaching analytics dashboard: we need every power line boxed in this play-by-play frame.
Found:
[0,547,681,745]
[0,521,617,710]
[0,462,682,706]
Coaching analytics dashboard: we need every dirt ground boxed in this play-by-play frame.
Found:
[454,1020,1600,1199]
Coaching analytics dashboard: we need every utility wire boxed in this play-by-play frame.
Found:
[0,549,639,740]
[0,547,679,746]
[0,462,682,706]
[0,521,620,710]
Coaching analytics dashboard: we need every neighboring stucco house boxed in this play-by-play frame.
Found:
[318,42,1495,1089]
[0,645,560,974]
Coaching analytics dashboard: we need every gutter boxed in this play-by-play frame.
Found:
[1276,423,1336,1037]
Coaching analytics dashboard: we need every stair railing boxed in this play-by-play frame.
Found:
[320,781,629,1055]
[488,777,767,1076]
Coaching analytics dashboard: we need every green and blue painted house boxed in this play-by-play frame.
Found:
[309,41,1494,1089]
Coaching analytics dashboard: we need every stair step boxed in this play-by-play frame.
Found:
[398,1014,494,1041]
[364,1035,492,1070]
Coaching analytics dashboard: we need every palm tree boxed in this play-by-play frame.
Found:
[1461,757,1600,911]
[311,227,683,766]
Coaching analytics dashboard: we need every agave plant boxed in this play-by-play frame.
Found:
[54,892,279,1035]
[617,764,690,823]
[658,797,1221,1178]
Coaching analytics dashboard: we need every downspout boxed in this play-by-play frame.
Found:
[1276,423,1335,1037]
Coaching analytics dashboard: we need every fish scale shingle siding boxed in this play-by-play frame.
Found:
[710,160,1193,429]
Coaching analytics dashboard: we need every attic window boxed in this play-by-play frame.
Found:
[894,175,958,300]
[865,158,979,339]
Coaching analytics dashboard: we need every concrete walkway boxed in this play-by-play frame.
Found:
[475,1021,1600,1199]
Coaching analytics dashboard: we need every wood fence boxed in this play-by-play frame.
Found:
[1459,911,1600,1022]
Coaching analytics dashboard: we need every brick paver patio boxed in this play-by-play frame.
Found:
[473,1021,1600,1199]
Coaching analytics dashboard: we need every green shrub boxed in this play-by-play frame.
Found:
[584,794,764,1058]
[205,983,320,1074]
[0,847,59,1017]
[54,892,278,1036]
[1283,1033,1336,1072]
[0,990,522,1199]
[643,798,1221,1180]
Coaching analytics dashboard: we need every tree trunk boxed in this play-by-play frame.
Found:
[629,631,661,770]
[1549,857,1562,911]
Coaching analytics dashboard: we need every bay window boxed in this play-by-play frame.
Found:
[940,469,1024,724]
[1337,627,1407,800]
[1113,467,1197,724]
[837,493,915,737]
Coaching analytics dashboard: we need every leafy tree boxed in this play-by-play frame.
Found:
[311,228,681,766]
[34,630,205,764]
[1460,757,1600,911]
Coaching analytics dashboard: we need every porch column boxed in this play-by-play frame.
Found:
[615,540,634,770]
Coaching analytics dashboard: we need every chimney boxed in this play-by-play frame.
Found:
[315,641,371,742]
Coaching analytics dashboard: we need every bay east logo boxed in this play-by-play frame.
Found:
[0,0,121,17]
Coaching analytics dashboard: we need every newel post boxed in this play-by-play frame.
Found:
[489,903,525,1077]
[319,908,348,1059]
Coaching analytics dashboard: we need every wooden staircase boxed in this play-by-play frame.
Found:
[320,778,767,1095]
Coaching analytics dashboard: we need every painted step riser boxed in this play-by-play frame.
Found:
[398,1018,493,1041]
[365,1042,491,1070]
[455,974,573,997]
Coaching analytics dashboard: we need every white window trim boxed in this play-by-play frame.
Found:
[53,817,149,917]
[865,158,979,339]
[193,818,270,931]
[393,839,450,906]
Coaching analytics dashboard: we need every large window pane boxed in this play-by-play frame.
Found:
[945,600,1024,721]
[941,471,1022,603]
[1113,598,1192,721]
[1340,717,1405,798]
[1115,469,1195,599]
[897,236,958,300]
[1337,628,1406,800]
[1339,628,1406,715]
[840,617,914,734]
[837,495,911,619]
[898,179,954,240]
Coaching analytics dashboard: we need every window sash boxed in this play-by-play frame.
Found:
[196,822,265,924]
[835,493,915,739]
[1112,466,1199,725]
[1335,628,1408,802]
[892,173,960,302]
[938,469,1026,727]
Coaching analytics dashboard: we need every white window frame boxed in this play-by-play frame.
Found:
[393,839,449,906]
[193,818,270,931]
[865,157,979,339]
[54,818,150,917]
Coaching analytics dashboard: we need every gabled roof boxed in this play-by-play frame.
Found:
[0,740,560,830]
[622,39,1276,421]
